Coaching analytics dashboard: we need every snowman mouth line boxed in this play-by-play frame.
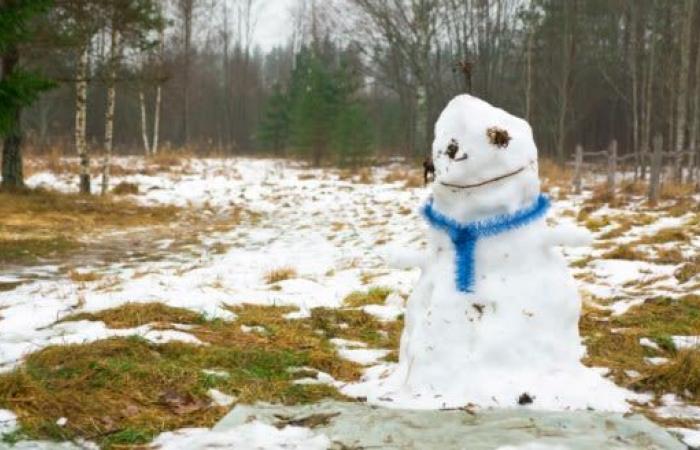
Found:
[440,166,526,189]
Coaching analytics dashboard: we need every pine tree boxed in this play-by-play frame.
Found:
[257,84,290,154]
[0,0,53,190]
[288,50,340,166]
[333,102,373,167]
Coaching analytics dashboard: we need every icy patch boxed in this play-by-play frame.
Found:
[669,427,700,448]
[215,400,685,450]
[150,421,330,450]
[496,444,570,450]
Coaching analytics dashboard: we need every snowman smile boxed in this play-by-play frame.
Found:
[440,165,526,189]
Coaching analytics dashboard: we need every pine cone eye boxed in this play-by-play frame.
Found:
[486,127,511,148]
[446,139,459,159]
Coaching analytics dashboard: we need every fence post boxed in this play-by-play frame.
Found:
[648,135,662,205]
[607,140,617,199]
[573,144,583,194]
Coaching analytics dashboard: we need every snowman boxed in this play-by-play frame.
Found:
[347,95,630,411]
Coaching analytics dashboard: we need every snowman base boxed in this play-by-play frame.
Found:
[342,361,632,411]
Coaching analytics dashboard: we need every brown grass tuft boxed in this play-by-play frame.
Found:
[62,302,204,329]
[264,267,297,284]
[343,287,392,307]
[383,168,423,188]
[601,244,647,260]
[111,181,139,195]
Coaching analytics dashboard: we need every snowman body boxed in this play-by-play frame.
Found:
[348,95,629,411]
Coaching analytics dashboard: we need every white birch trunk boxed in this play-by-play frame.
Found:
[674,0,694,181]
[152,84,161,155]
[641,32,655,180]
[101,29,119,195]
[75,45,90,194]
[139,90,151,156]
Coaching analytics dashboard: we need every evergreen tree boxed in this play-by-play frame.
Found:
[0,0,53,190]
[257,84,290,154]
[333,102,373,166]
[289,49,341,166]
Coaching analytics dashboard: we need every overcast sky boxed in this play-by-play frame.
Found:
[253,0,296,51]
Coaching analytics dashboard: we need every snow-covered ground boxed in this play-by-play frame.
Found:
[1,156,698,448]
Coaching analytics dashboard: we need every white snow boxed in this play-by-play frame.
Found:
[496,444,570,450]
[671,336,700,350]
[149,421,330,450]
[639,338,661,351]
[337,348,390,366]
[208,389,237,407]
[2,145,695,443]
[670,427,700,448]
[0,409,17,434]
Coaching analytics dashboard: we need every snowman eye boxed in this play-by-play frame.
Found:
[446,139,459,159]
[486,127,511,148]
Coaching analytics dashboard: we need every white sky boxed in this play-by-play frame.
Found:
[254,0,296,51]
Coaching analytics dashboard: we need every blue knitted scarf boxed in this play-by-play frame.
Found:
[421,194,550,293]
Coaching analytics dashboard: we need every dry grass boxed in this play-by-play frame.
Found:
[111,181,139,195]
[660,181,696,200]
[68,270,103,283]
[0,189,177,263]
[264,267,298,284]
[343,287,392,307]
[601,244,647,261]
[146,149,192,169]
[1,302,386,448]
[63,303,204,329]
[640,227,692,245]
[383,168,423,188]
[538,159,572,192]
[675,260,699,284]
[581,295,700,394]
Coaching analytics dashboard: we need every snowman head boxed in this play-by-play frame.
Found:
[431,95,540,219]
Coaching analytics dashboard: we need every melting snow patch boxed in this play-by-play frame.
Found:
[208,389,237,407]
[149,421,330,450]
[669,427,700,448]
[337,348,390,366]
[645,357,669,366]
[639,337,661,351]
[202,369,230,379]
[657,394,700,420]
[671,336,700,350]
[0,409,17,434]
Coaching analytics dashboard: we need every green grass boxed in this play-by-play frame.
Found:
[0,302,403,448]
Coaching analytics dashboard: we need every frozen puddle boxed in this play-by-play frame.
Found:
[214,401,684,450]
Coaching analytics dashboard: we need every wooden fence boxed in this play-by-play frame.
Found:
[571,136,698,204]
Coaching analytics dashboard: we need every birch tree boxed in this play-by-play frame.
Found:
[98,0,161,193]
[674,0,694,177]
